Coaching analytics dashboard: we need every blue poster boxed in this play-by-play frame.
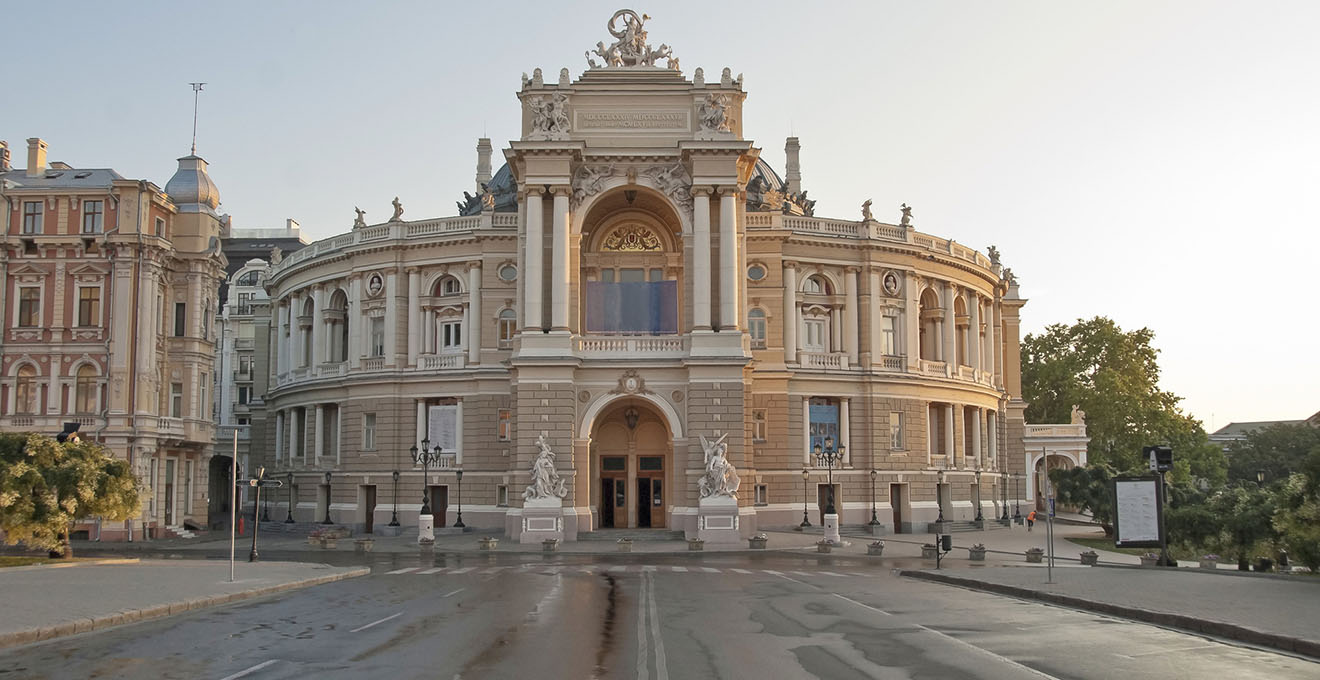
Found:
[809,403,839,453]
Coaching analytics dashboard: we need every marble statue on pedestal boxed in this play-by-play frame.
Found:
[900,203,913,226]
[524,434,568,501]
[353,207,366,229]
[861,199,873,222]
[698,433,740,499]
[390,196,404,222]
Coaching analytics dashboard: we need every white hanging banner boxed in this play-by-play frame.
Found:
[427,404,458,452]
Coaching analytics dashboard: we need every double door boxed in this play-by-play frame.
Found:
[599,456,665,529]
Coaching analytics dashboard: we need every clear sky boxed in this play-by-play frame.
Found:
[6,1,1318,429]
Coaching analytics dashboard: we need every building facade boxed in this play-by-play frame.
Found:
[253,12,1078,540]
[0,138,226,539]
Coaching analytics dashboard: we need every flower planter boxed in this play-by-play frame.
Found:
[748,537,768,550]
[307,535,321,546]
[478,537,499,551]
[921,545,939,559]
[1139,555,1159,567]
[688,539,705,552]
[354,538,374,554]
[617,540,633,553]
[1199,559,1218,570]
[816,541,832,554]
[968,548,987,562]
[1080,551,1099,566]
[867,542,885,557]
[321,538,338,549]
[542,539,560,553]
[1025,548,1045,563]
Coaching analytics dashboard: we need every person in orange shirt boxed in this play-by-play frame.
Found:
[1027,509,1037,532]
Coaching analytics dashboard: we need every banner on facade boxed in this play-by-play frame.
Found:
[427,404,458,452]
[808,401,839,453]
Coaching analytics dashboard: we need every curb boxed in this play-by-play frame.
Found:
[0,566,370,650]
[899,569,1320,661]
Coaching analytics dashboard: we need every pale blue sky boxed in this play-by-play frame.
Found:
[6,1,1318,429]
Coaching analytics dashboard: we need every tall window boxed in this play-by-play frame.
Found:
[890,411,905,450]
[199,373,207,419]
[75,365,97,414]
[880,315,897,356]
[78,287,101,326]
[81,200,104,234]
[170,383,183,418]
[238,386,251,405]
[154,217,166,236]
[369,317,385,357]
[498,309,516,347]
[440,320,463,351]
[17,287,40,327]
[748,309,767,349]
[174,302,186,337]
[440,277,461,295]
[752,409,767,441]
[22,202,42,234]
[238,355,252,376]
[362,413,377,450]
[15,366,37,414]
[498,409,512,441]
[803,318,826,352]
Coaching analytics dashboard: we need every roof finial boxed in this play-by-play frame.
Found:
[189,82,206,155]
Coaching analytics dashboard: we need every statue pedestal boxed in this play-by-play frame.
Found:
[823,513,841,545]
[417,514,435,544]
[697,496,741,544]
[519,498,564,543]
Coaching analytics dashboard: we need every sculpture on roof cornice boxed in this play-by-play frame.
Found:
[585,9,679,69]
[861,199,873,222]
[987,245,1001,266]
[390,196,404,222]
[899,203,913,226]
[528,93,571,141]
[353,207,366,229]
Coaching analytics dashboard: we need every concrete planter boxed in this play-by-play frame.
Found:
[1080,551,1099,566]
[617,539,633,553]
[688,539,705,552]
[921,545,939,559]
[542,539,560,553]
[816,541,833,554]
[307,536,321,546]
[1139,555,1159,567]
[968,548,987,562]
[1199,559,1218,570]
[867,541,885,556]
[354,538,374,554]
[478,537,499,551]
[1025,548,1045,563]
[321,538,338,549]
[748,537,768,549]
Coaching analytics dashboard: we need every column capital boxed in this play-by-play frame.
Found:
[522,185,545,199]
[782,260,798,270]
[405,266,421,275]
[691,185,713,198]
[550,185,572,198]
[844,266,861,275]
[466,260,483,270]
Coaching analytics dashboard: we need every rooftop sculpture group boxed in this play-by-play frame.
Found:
[585,9,679,70]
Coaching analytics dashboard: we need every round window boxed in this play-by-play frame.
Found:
[747,264,766,281]
[498,264,518,281]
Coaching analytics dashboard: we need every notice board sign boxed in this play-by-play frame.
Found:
[1113,476,1162,548]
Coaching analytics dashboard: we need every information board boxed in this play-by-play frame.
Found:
[1113,476,1162,547]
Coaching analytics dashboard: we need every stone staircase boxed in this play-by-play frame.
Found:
[160,525,198,539]
[258,521,351,536]
[578,529,686,542]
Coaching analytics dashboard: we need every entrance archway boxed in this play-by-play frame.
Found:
[588,400,674,530]
[1032,452,1080,511]
[207,455,233,530]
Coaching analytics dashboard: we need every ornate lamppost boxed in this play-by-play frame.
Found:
[1001,471,1009,521]
[284,472,295,523]
[974,468,984,522]
[799,468,811,528]
[321,471,333,525]
[411,438,443,542]
[812,436,845,544]
[454,469,465,528]
[388,469,401,527]
[936,469,946,523]
[1013,473,1021,520]
[868,469,881,527]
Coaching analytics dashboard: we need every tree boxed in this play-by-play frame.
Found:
[1207,485,1277,570]
[0,433,141,558]
[1050,464,1118,536]
[1022,317,1223,477]
[1225,423,1320,486]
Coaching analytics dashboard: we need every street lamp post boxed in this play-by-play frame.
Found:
[1000,471,1009,521]
[799,468,811,528]
[411,438,443,543]
[974,469,984,522]
[284,472,295,523]
[936,470,946,523]
[454,469,465,528]
[261,486,271,522]
[248,467,265,562]
[388,470,400,527]
[321,471,333,525]
[868,469,880,527]
[1013,473,1021,520]
[812,436,845,544]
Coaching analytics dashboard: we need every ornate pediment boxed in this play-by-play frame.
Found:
[609,369,654,395]
[601,224,663,252]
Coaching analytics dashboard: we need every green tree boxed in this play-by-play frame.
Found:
[1050,464,1118,536]
[0,433,141,558]
[1272,447,1320,572]
[1225,423,1320,486]
[1022,317,1224,478]
[1207,485,1277,570]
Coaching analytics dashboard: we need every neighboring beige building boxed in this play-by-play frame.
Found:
[253,11,1075,540]
[0,138,225,539]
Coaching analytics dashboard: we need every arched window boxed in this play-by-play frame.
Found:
[236,270,260,287]
[918,288,942,361]
[327,290,349,363]
[748,309,767,349]
[75,365,97,414]
[435,277,462,297]
[802,276,825,294]
[498,308,517,347]
[300,298,315,367]
[15,365,37,415]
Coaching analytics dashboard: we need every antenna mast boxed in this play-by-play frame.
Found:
[189,82,207,155]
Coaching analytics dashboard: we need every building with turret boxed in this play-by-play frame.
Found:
[0,138,226,540]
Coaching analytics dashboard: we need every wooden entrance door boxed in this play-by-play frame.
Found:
[363,485,377,534]
[817,483,841,524]
[600,456,627,528]
[428,486,448,526]
[637,456,665,528]
[890,484,904,533]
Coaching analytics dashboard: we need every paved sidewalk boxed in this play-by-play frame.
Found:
[0,559,368,650]
[902,566,1320,659]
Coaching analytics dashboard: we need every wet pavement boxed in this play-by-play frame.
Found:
[0,551,1315,679]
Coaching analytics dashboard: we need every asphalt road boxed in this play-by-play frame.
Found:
[1,552,1315,679]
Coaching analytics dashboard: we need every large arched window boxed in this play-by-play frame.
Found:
[954,296,969,366]
[300,298,315,367]
[434,276,463,297]
[15,365,37,415]
[748,308,767,349]
[236,270,260,287]
[918,288,942,361]
[327,290,349,363]
[75,365,97,414]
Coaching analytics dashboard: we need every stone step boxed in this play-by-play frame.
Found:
[578,529,685,542]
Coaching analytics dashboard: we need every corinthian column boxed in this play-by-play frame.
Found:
[551,186,571,331]
[782,261,797,364]
[718,187,739,330]
[467,261,482,364]
[942,281,956,366]
[844,267,859,364]
[968,291,981,371]
[407,268,420,366]
[693,188,712,330]
[524,188,543,330]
